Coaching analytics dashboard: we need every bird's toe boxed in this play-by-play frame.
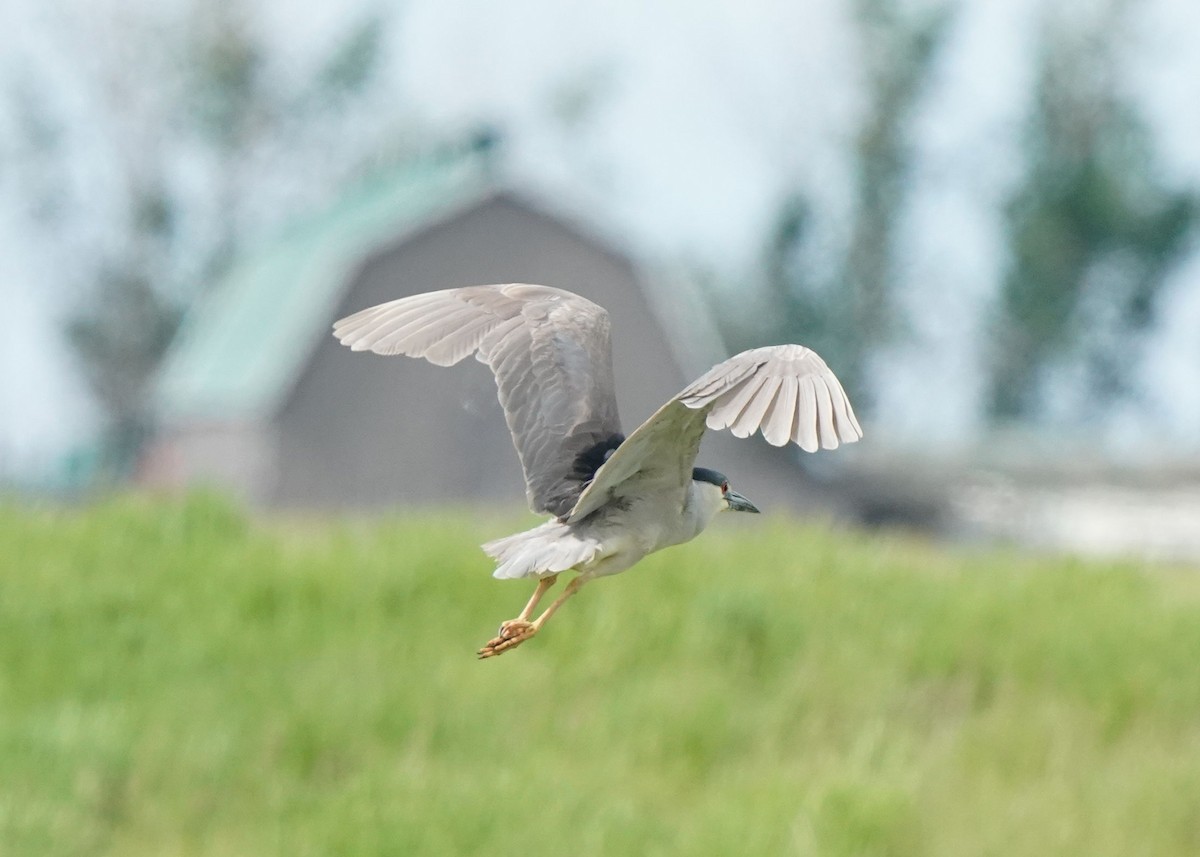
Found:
[477,620,538,659]
[498,619,535,639]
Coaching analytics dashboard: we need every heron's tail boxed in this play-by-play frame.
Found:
[482,521,601,580]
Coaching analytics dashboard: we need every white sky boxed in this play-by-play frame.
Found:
[3,0,1200,477]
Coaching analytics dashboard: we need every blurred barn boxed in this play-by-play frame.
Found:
[143,153,839,513]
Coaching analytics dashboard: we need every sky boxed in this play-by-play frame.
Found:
[3,0,1200,478]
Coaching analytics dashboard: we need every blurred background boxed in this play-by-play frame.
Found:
[3,0,1200,556]
[7,4,1200,855]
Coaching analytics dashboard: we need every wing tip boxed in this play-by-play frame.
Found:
[693,343,864,452]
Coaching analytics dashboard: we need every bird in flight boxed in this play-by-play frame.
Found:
[333,284,861,657]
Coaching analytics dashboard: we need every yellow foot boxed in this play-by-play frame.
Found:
[477,620,537,659]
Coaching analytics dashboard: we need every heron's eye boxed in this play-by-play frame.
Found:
[721,481,728,493]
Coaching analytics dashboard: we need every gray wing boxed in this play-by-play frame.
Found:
[332,284,623,517]
[566,344,861,522]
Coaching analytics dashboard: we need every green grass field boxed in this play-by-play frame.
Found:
[3,493,1200,856]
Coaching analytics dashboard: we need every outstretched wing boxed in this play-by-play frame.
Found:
[681,344,861,448]
[566,344,860,522]
[333,284,623,518]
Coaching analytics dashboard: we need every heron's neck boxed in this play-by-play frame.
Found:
[678,480,725,543]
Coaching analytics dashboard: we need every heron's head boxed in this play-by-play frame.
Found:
[692,467,760,514]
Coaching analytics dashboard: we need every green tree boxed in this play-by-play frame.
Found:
[988,5,1198,422]
[7,3,396,482]
[728,0,952,410]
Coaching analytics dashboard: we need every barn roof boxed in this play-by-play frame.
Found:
[155,152,492,424]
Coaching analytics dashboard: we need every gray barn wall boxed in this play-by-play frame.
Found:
[140,422,277,503]
[271,194,689,509]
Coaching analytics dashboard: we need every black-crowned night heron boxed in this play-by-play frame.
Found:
[333,284,861,657]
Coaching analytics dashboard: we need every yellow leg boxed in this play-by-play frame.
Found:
[516,575,558,622]
[529,576,586,631]
[477,576,587,659]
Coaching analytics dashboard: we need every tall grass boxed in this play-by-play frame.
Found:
[2,493,1199,856]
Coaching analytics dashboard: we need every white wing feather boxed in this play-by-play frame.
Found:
[680,344,861,448]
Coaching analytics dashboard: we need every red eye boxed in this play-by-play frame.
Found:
[721,482,729,492]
